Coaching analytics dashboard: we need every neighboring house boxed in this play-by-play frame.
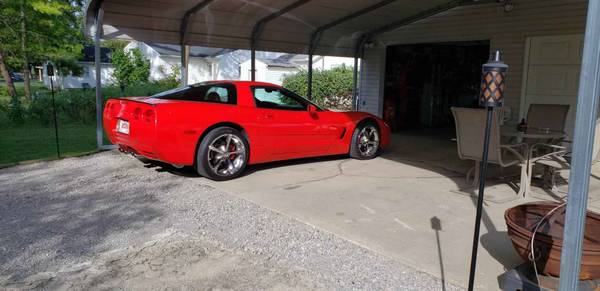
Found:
[130,41,354,85]
[239,55,301,84]
[124,41,229,84]
[43,46,114,89]
[44,41,354,89]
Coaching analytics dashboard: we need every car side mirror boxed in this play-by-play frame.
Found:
[308,104,318,113]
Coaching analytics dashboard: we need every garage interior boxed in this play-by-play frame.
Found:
[383,41,490,132]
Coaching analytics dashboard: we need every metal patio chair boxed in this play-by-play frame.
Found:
[527,119,600,195]
[451,107,529,196]
[526,103,570,139]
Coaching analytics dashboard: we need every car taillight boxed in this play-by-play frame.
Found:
[109,102,117,116]
[133,107,142,120]
[143,109,155,123]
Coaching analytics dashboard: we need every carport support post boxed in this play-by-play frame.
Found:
[352,56,359,110]
[250,46,256,81]
[180,44,189,86]
[307,52,313,100]
[558,0,600,290]
[94,4,104,150]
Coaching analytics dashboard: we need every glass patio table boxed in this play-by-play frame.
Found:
[501,126,567,144]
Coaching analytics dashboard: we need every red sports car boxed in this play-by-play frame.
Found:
[103,81,390,180]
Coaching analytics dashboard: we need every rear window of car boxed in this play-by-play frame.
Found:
[152,83,236,104]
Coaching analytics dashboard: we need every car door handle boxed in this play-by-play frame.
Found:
[263,114,274,119]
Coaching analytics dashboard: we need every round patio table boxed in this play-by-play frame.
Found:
[501,127,567,143]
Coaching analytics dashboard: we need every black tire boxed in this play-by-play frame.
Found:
[349,121,380,160]
[196,127,249,181]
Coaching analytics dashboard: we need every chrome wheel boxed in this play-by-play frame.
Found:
[207,134,246,177]
[357,125,379,157]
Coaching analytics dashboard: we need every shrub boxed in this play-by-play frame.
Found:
[28,94,57,124]
[282,65,355,110]
[112,48,151,90]
[0,100,9,126]
[155,64,181,89]
[21,83,175,125]
[8,95,25,124]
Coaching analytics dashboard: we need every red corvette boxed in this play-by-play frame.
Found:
[103,81,390,180]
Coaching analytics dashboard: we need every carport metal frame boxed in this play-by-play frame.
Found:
[180,0,217,86]
[250,0,312,82]
[559,1,600,290]
[89,1,600,288]
[306,0,398,100]
[350,0,496,108]
[92,0,114,150]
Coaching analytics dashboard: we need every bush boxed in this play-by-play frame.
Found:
[155,64,181,89]
[113,48,151,89]
[8,95,25,124]
[0,100,9,126]
[9,83,176,126]
[282,65,355,110]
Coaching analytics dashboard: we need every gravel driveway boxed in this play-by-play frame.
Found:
[0,151,460,290]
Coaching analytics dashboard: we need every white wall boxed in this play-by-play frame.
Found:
[358,48,386,116]
[126,41,214,84]
[265,67,298,85]
[312,56,355,70]
[43,63,115,89]
[358,0,588,118]
[215,50,287,80]
[239,59,267,82]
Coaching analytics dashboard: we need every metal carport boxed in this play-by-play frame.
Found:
[83,0,600,289]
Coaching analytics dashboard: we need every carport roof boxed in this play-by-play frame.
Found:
[84,0,495,57]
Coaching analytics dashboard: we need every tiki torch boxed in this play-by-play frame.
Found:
[467,50,507,291]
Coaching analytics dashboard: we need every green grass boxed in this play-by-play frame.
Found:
[0,80,173,166]
[0,122,98,166]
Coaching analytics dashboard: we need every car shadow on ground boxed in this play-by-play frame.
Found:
[140,154,350,179]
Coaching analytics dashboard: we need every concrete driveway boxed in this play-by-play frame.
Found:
[202,133,600,290]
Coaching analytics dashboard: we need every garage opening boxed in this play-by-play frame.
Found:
[383,41,490,133]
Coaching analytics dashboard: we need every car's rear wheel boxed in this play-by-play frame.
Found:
[349,121,380,160]
[196,127,249,181]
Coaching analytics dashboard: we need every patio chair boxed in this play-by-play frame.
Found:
[526,103,570,132]
[527,119,600,194]
[451,107,529,196]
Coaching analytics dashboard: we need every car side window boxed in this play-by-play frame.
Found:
[154,84,236,104]
[204,86,230,103]
[183,85,233,103]
[252,87,307,111]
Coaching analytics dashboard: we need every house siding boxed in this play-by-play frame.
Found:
[358,0,587,119]
[359,47,386,116]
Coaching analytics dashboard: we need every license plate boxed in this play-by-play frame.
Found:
[116,119,130,135]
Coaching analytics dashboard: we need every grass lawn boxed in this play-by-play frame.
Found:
[0,123,98,166]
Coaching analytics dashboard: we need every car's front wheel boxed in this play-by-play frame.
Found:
[349,121,380,160]
[196,127,249,181]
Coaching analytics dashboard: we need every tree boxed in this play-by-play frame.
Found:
[0,51,16,98]
[0,0,85,99]
[282,65,355,110]
[112,48,150,93]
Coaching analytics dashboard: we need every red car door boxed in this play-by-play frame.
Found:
[252,87,331,158]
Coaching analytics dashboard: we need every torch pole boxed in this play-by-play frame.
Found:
[50,76,60,158]
[467,105,494,291]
